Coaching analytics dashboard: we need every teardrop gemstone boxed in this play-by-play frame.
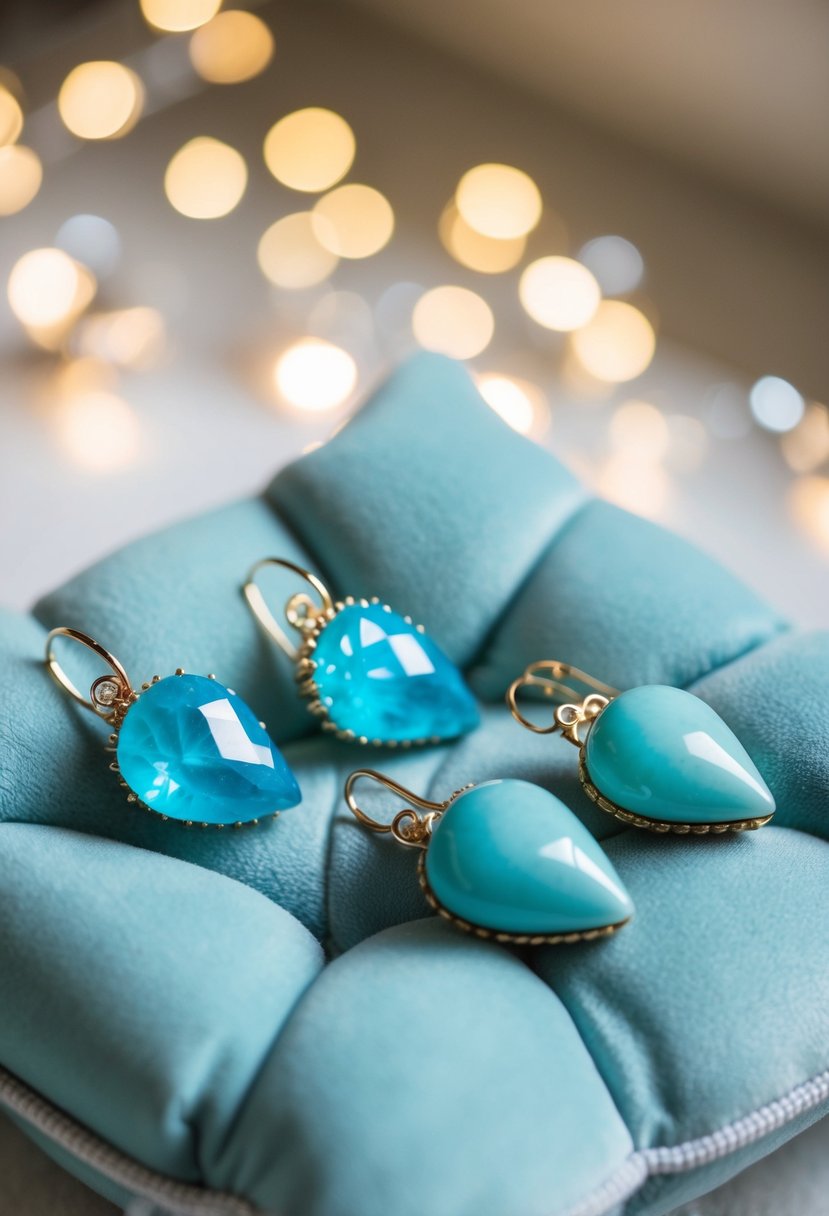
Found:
[116,674,301,825]
[310,603,480,744]
[584,685,775,826]
[424,779,633,936]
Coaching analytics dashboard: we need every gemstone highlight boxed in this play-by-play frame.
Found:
[584,684,775,825]
[425,779,633,935]
[116,673,301,824]
[310,603,480,743]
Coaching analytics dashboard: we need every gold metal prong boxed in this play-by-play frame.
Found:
[175,668,184,676]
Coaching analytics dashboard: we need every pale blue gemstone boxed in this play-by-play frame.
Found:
[311,603,480,743]
[117,674,301,825]
[584,685,775,824]
[425,779,634,935]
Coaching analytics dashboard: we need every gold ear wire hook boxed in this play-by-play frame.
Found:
[344,769,447,847]
[243,557,334,663]
[45,627,132,718]
[506,660,619,735]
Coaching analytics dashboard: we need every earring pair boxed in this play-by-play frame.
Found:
[44,559,480,828]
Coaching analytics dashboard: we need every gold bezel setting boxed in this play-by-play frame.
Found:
[295,596,445,748]
[105,670,278,831]
[416,851,630,946]
[577,751,774,835]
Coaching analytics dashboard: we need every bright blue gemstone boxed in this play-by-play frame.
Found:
[425,779,634,935]
[117,674,301,825]
[310,603,480,744]
[584,685,775,825]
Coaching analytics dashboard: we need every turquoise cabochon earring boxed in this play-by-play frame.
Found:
[345,769,634,944]
[45,627,301,828]
[508,661,776,835]
[243,558,480,747]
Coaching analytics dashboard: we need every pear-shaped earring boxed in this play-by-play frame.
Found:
[344,769,634,944]
[507,661,775,835]
[243,558,480,747]
[45,627,301,828]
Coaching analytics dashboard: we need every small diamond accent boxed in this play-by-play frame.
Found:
[96,680,119,706]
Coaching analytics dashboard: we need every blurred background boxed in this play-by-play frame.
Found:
[1,4,828,1212]
[0,0,827,622]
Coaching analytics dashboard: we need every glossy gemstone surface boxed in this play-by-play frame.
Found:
[117,674,301,825]
[310,603,480,743]
[584,684,775,825]
[425,779,633,935]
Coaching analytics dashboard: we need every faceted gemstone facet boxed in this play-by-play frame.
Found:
[584,684,775,825]
[117,674,301,824]
[310,603,480,743]
[425,779,634,935]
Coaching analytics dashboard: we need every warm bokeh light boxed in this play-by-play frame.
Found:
[58,62,144,140]
[412,286,494,359]
[7,248,92,329]
[74,307,166,369]
[609,400,669,460]
[257,212,338,289]
[781,403,829,473]
[0,145,42,215]
[519,257,600,332]
[749,375,805,434]
[477,374,548,436]
[0,85,23,146]
[789,476,829,554]
[56,390,140,472]
[439,203,525,274]
[455,163,542,239]
[56,214,121,278]
[312,184,394,259]
[140,0,220,32]
[264,108,355,192]
[164,137,247,218]
[578,235,644,296]
[571,301,656,382]
[598,453,669,519]
[189,10,274,83]
[274,339,357,411]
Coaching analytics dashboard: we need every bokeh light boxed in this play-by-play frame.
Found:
[0,145,42,215]
[665,414,708,473]
[189,11,275,83]
[789,476,829,553]
[73,307,166,369]
[140,0,220,32]
[477,374,548,436]
[257,212,338,289]
[264,108,355,192]
[0,85,23,146]
[439,202,525,274]
[598,453,669,519]
[578,235,644,296]
[274,339,357,411]
[165,137,247,218]
[705,382,752,439]
[749,375,805,434]
[571,301,656,382]
[609,399,669,460]
[56,390,140,472]
[412,286,494,359]
[455,163,541,239]
[781,403,829,473]
[312,185,394,259]
[58,62,144,140]
[7,248,92,329]
[56,215,121,278]
[519,257,600,331]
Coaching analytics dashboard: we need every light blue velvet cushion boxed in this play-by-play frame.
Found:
[1,353,827,1216]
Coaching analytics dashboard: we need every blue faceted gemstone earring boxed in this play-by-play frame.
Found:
[46,627,301,828]
[243,558,480,747]
[508,660,776,835]
[345,769,634,944]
